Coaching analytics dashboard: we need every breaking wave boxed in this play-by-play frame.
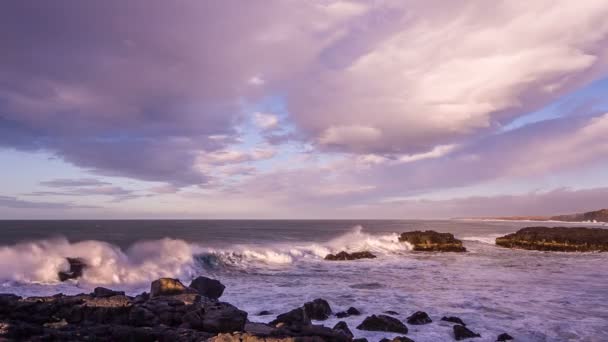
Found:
[0,226,408,286]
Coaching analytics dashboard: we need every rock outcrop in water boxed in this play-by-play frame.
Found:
[495,227,608,252]
[325,251,377,261]
[356,314,409,334]
[57,257,87,281]
[453,325,481,340]
[399,231,467,252]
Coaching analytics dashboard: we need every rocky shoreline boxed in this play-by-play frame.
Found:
[495,227,608,252]
[0,276,515,342]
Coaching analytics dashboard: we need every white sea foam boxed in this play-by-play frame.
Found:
[462,234,504,245]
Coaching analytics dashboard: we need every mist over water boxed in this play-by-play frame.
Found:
[0,220,607,341]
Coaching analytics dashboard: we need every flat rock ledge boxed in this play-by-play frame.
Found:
[325,251,377,261]
[399,231,467,252]
[495,227,608,252]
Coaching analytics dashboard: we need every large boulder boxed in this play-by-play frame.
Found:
[303,298,332,321]
[58,257,87,281]
[150,278,194,297]
[398,231,466,252]
[325,251,377,261]
[182,301,247,333]
[495,227,608,252]
[454,325,481,340]
[356,314,408,334]
[333,321,353,338]
[406,311,432,325]
[189,276,226,299]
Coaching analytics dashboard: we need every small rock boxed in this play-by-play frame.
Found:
[441,316,466,326]
[336,306,361,318]
[333,321,353,338]
[257,310,272,316]
[150,278,193,297]
[497,333,514,341]
[93,287,125,298]
[356,314,408,334]
[189,276,225,299]
[325,251,377,261]
[303,298,332,320]
[58,257,87,281]
[454,325,481,340]
[407,311,432,325]
[380,337,415,342]
[384,310,399,315]
[270,307,310,327]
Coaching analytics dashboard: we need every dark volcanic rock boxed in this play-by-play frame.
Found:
[93,287,125,298]
[182,301,247,333]
[399,231,466,252]
[303,298,332,320]
[257,310,272,316]
[406,311,432,325]
[325,251,377,261]
[58,257,87,281]
[336,306,361,318]
[269,307,310,327]
[333,321,353,338]
[495,227,608,252]
[189,276,226,299]
[356,314,408,334]
[150,278,195,297]
[441,316,466,326]
[454,325,481,340]
[384,310,399,315]
[496,332,514,341]
[380,337,415,342]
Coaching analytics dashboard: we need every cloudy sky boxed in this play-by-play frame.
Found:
[1,0,608,219]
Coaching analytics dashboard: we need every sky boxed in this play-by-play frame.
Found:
[1,0,608,219]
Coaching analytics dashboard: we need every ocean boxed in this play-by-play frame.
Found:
[0,219,606,341]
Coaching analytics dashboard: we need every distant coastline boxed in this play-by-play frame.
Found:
[457,208,608,224]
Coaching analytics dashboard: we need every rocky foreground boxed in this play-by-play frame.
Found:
[496,227,608,252]
[0,276,514,342]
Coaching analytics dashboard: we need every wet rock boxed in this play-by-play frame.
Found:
[356,314,408,334]
[189,276,226,299]
[325,251,377,261]
[380,337,415,342]
[336,306,361,318]
[399,231,466,252]
[58,257,87,281]
[454,325,481,340]
[93,287,125,298]
[150,278,194,297]
[270,307,311,327]
[407,311,432,325]
[496,332,514,341]
[333,321,353,338]
[441,316,466,326]
[495,227,608,252]
[304,298,332,320]
[384,310,399,316]
[183,301,247,333]
[257,310,272,316]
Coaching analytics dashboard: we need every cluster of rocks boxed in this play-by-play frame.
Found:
[495,226,608,252]
[398,231,467,252]
[0,276,516,341]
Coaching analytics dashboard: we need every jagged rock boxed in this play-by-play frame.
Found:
[150,278,195,297]
[407,311,431,325]
[380,337,415,342]
[399,231,466,252]
[496,227,608,252]
[454,325,481,340]
[441,316,466,326]
[93,287,125,298]
[270,307,310,327]
[384,310,399,316]
[303,298,332,320]
[356,314,408,334]
[333,321,353,338]
[189,276,226,299]
[182,301,247,333]
[336,306,361,318]
[496,332,514,341]
[325,251,377,261]
[58,257,87,281]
